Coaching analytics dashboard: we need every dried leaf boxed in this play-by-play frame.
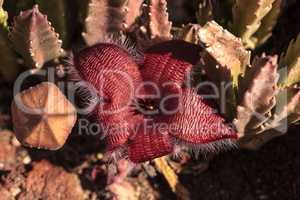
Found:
[279,32,300,87]
[197,0,214,26]
[252,0,282,47]
[232,0,275,49]
[10,5,64,68]
[154,157,191,200]
[35,0,69,47]
[234,55,278,137]
[11,82,77,150]
[147,0,172,40]
[83,0,143,46]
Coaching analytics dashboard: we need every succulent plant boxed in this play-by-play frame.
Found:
[82,0,144,46]
[0,0,298,163]
[231,0,282,49]
[10,5,64,69]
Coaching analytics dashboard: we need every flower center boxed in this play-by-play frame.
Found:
[135,99,159,115]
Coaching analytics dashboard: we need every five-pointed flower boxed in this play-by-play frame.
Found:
[75,40,237,163]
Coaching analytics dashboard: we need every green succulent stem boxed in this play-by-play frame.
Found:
[232,0,275,49]
[0,2,8,30]
[279,32,300,87]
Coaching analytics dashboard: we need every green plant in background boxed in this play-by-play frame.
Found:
[174,0,300,149]
[279,33,300,87]
[10,5,64,69]
[232,0,282,49]
[82,0,144,46]
[0,0,8,28]
[0,0,299,152]
[0,0,19,81]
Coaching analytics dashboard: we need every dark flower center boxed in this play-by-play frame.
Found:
[135,98,160,116]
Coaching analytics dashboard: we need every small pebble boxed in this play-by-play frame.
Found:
[96,153,103,160]
[259,194,268,200]
[23,156,31,165]
[0,163,4,169]
[11,187,21,197]
[12,137,21,147]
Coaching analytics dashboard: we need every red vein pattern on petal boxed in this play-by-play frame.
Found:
[74,43,144,150]
[128,122,173,163]
[156,88,237,145]
[141,40,201,89]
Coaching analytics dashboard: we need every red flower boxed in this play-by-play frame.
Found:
[75,40,237,163]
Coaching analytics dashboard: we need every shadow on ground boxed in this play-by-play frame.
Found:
[178,126,300,200]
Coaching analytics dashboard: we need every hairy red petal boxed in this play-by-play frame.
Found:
[75,43,144,149]
[156,88,237,144]
[128,123,173,163]
[141,40,201,94]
